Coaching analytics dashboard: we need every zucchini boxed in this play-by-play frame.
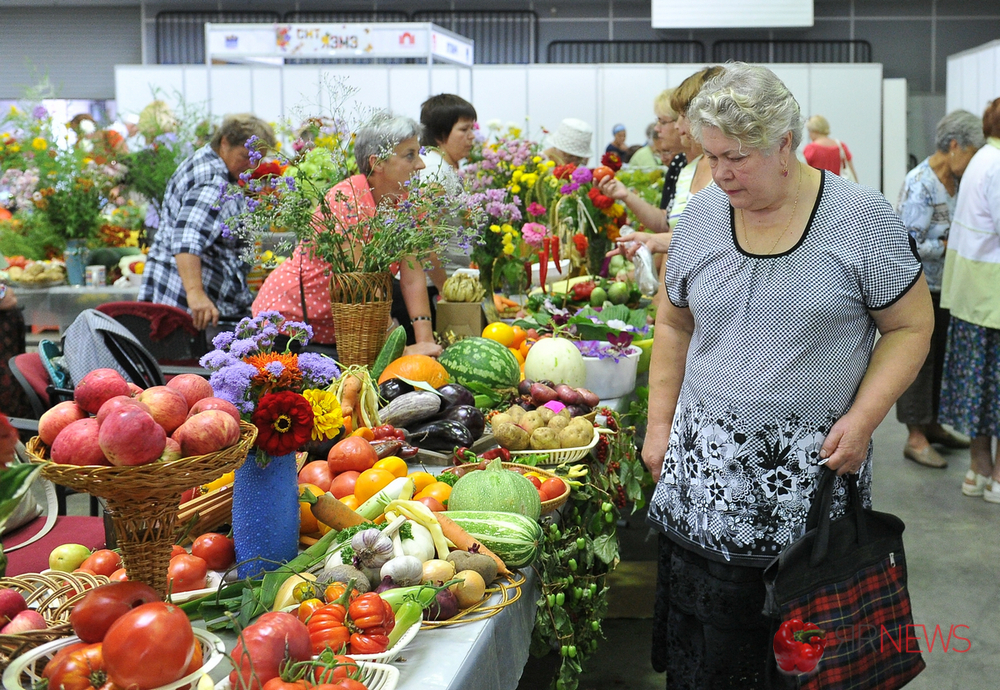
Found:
[444,511,543,568]
[372,326,407,381]
[378,391,441,428]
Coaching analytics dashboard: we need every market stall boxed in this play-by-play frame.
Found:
[14,285,140,332]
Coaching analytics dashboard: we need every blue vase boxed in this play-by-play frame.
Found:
[64,239,88,286]
[232,451,300,579]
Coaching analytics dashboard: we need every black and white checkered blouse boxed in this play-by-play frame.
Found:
[647,171,922,566]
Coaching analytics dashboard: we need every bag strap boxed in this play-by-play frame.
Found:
[807,468,868,568]
[3,449,59,554]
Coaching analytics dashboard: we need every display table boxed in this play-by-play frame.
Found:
[202,569,540,690]
[14,285,140,332]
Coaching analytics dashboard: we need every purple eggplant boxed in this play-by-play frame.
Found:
[555,384,583,406]
[407,419,474,452]
[440,405,486,440]
[577,388,600,408]
[436,383,475,409]
[566,404,591,418]
[530,383,559,406]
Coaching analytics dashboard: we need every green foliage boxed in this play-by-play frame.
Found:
[0,212,66,259]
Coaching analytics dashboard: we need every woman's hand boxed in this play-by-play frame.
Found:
[819,412,874,476]
[0,286,17,311]
[616,231,672,259]
[598,177,629,201]
[403,341,443,358]
[642,422,671,482]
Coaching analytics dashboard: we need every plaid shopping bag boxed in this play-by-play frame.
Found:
[763,469,925,690]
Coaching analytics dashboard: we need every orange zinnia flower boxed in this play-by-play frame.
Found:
[245,352,302,391]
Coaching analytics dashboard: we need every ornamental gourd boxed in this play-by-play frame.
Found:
[523,337,587,388]
[447,459,541,520]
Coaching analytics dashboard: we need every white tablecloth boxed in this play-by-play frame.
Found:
[14,285,140,332]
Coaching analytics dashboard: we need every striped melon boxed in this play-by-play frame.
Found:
[439,337,520,391]
[445,510,543,568]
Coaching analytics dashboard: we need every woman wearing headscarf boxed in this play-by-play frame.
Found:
[645,63,932,687]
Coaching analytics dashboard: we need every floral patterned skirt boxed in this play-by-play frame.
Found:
[939,316,1000,438]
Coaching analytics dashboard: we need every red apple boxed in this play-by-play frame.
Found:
[96,395,150,426]
[160,437,182,462]
[136,386,189,435]
[166,374,214,409]
[38,401,88,446]
[127,382,143,396]
[174,410,240,457]
[51,418,109,466]
[74,369,132,415]
[99,407,167,467]
[0,588,27,625]
[188,397,241,426]
[0,609,46,634]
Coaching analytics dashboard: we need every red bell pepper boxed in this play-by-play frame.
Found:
[773,619,826,674]
[571,280,596,301]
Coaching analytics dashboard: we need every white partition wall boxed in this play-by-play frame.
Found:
[947,39,1000,116]
[116,62,889,191]
[882,79,909,206]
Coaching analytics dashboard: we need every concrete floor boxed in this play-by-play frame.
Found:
[62,407,1000,688]
[515,408,1000,689]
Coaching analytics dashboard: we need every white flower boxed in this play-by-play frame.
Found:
[606,319,628,331]
[486,119,502,130]
[79,120,96,135]
[80,139,94,153]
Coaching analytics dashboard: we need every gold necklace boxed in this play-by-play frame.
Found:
[740,166,802,255]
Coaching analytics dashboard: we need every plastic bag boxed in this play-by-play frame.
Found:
[618,226,659,296]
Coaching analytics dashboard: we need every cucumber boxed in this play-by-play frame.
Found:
[371,326,407,381]
[444,510,543,568]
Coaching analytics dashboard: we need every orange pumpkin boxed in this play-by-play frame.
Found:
[377,355,450,387]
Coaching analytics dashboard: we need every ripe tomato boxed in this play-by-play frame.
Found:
[414,481,452,506]
[592,165,615,183]
[353,468,395,504]
[229,612,311,690]
[191,532,236,571]
[171,544,187,559]
[41,641,87,682]
[509,347,525,366]
[407,471,436,494]
[297,597,324,623]
[329,471,360,499]
[350,426,375,442]
[511,325,528,349]
[327,436,378,474]
[168,554,208,593]
[311,655,358,684]
[417,496,446,512]
[372,456,407,479]
[340,495,360,510]
[526,475,542,490]
[298,461,333,492]
[335,680,369,690]
[109,568,128,582]
[298,482,325,534]
[540,478,566,502]
[69,581,161,643]
[44,642,105,690]
[103,602,195,690]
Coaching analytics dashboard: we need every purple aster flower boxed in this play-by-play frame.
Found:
[229,337,260,358]
[298,353,341,386]
[212,331,236,349]
[571,167,593,184]
[32,105,48,120]
[208,362,258,411]
[264,361,285,377]
[200,350,238,370]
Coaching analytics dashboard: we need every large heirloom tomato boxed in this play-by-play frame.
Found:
[103,601,195,689]
[69,581,161,643]
[191,532,236,570]
[43,643,108,690]
[168,554,209,593]
[229,612,312,690]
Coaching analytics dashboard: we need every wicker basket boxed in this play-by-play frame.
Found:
[442,462,570,514]
[25,422,258,597]
[3,627,226,690]
[329,271,393,367]
[0,571,110,670]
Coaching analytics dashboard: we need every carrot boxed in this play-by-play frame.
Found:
[434,512,510,576]
[339,373,362,421]
[305,491,366,531]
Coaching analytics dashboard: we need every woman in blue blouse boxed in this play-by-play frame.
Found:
[894,110,984,467]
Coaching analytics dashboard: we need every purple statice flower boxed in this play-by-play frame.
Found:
[264,361,285,378]
[298,352,341,387]
[527,202,547,217]
[220,221,231,239]
[284,176,296,191]
[560,182,581,195]
[155,132,178,147]
[32,105,48,120]
[200,349,238,371]
[239,170,252,184]
[571,167,593,184]
[208,361,258,412]
[246,198,259,212]
[229,337,260,359]
[145,204,160,230]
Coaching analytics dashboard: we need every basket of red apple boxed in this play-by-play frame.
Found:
[25,370,257,597]
[0,571,109,671]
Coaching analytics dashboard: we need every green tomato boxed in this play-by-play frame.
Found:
[576,537,586,550]
[567,645,577,658]
[602,502,613,513]
[555,592,565,606]
[547,594,556,607]
[568,558,578,572]
[582,587,592,600]
[604,511,615,523]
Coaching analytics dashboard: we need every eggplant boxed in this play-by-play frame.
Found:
[566,404,591,418]
[379,378,414,404]
[436,383,475,409]
[440,405,486,440]
[407,419,475,452]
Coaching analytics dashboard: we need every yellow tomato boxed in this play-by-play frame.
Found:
[414,481,452,506]
[373,456,408,479]
[351,427,375,441]
[482,322,515,347]
[298,483,324,534]
[354,468,396,504]
[511,325,528,348]
[509,347,525,365]
[340,495,360,511]
[407,471,437,494]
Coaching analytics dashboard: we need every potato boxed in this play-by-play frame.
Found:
[490,413,514,429]
[560,424,594,449]
[530,426,561,450]
[447,550,498,584]
[495,422,530,451]
[7,266,22,280]
[568,416,594,432]
[547,415,570,432]
[518,410,544,435]
[506,405,525,422]
[536,407,554,424]
[555,408,571,421]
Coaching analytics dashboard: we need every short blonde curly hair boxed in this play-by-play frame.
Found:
[688,62,804,154]
[806,115,830,135]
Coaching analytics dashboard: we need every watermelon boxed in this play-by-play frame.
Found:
[448,459,542,520]
[439,337,520,391]
[444,510,543,568]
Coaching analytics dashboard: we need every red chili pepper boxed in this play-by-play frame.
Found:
[551,236,561,273]
[452,447,478,465]
[525,261,533,289]
[480,448,510,462]
[539,240,549,293]
[773,619,826,674]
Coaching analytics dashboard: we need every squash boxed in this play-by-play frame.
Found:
[523,337,587,388]
[377,355,450,388]
[371,326,408,381]
[444,510,543,568]
[447,459,541,520]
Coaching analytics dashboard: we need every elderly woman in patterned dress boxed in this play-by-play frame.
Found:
[644,63,933,688]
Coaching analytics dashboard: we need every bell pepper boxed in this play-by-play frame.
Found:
[773,619,826,674]
[480,448,511,462]
[452,447,478,465]
[571,280,596,301]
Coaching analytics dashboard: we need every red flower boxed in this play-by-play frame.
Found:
[251,391,314,457]
[573,233,588,255]
[601,152,622,172]
[587,186,614,210]
[251,160,286,180]
[552,163,577,180]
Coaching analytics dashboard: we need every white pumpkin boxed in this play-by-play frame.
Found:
[524,337,587,388]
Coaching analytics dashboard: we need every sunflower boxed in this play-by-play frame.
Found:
[245,352,301,391]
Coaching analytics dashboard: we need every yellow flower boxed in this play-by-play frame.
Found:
[532,156,542,164]
[511,185,521,194]
[512,170,523,181]
[303,388,344,441]
[9,144,19,153]
[503,244,516,255]
[82,157,93,165]
[501,224,514,234]
[522,173,538,188]
[546,160,556,168]
[503,233,512,243]
[490,224,501,233]
[9,106,18,115]
[31,137,47,151]
[509,127,522,138]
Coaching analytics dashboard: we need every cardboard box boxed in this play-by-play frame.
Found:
[436,299,489,337]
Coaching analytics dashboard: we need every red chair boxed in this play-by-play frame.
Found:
[8,353,55,419]
[95,302,208,367]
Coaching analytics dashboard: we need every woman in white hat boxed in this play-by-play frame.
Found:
[543,118,593,166]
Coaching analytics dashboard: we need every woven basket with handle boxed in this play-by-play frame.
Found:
[25,422,257,597]
[329,271,393,367]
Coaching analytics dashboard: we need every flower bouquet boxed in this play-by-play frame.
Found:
[199,311,345,576]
